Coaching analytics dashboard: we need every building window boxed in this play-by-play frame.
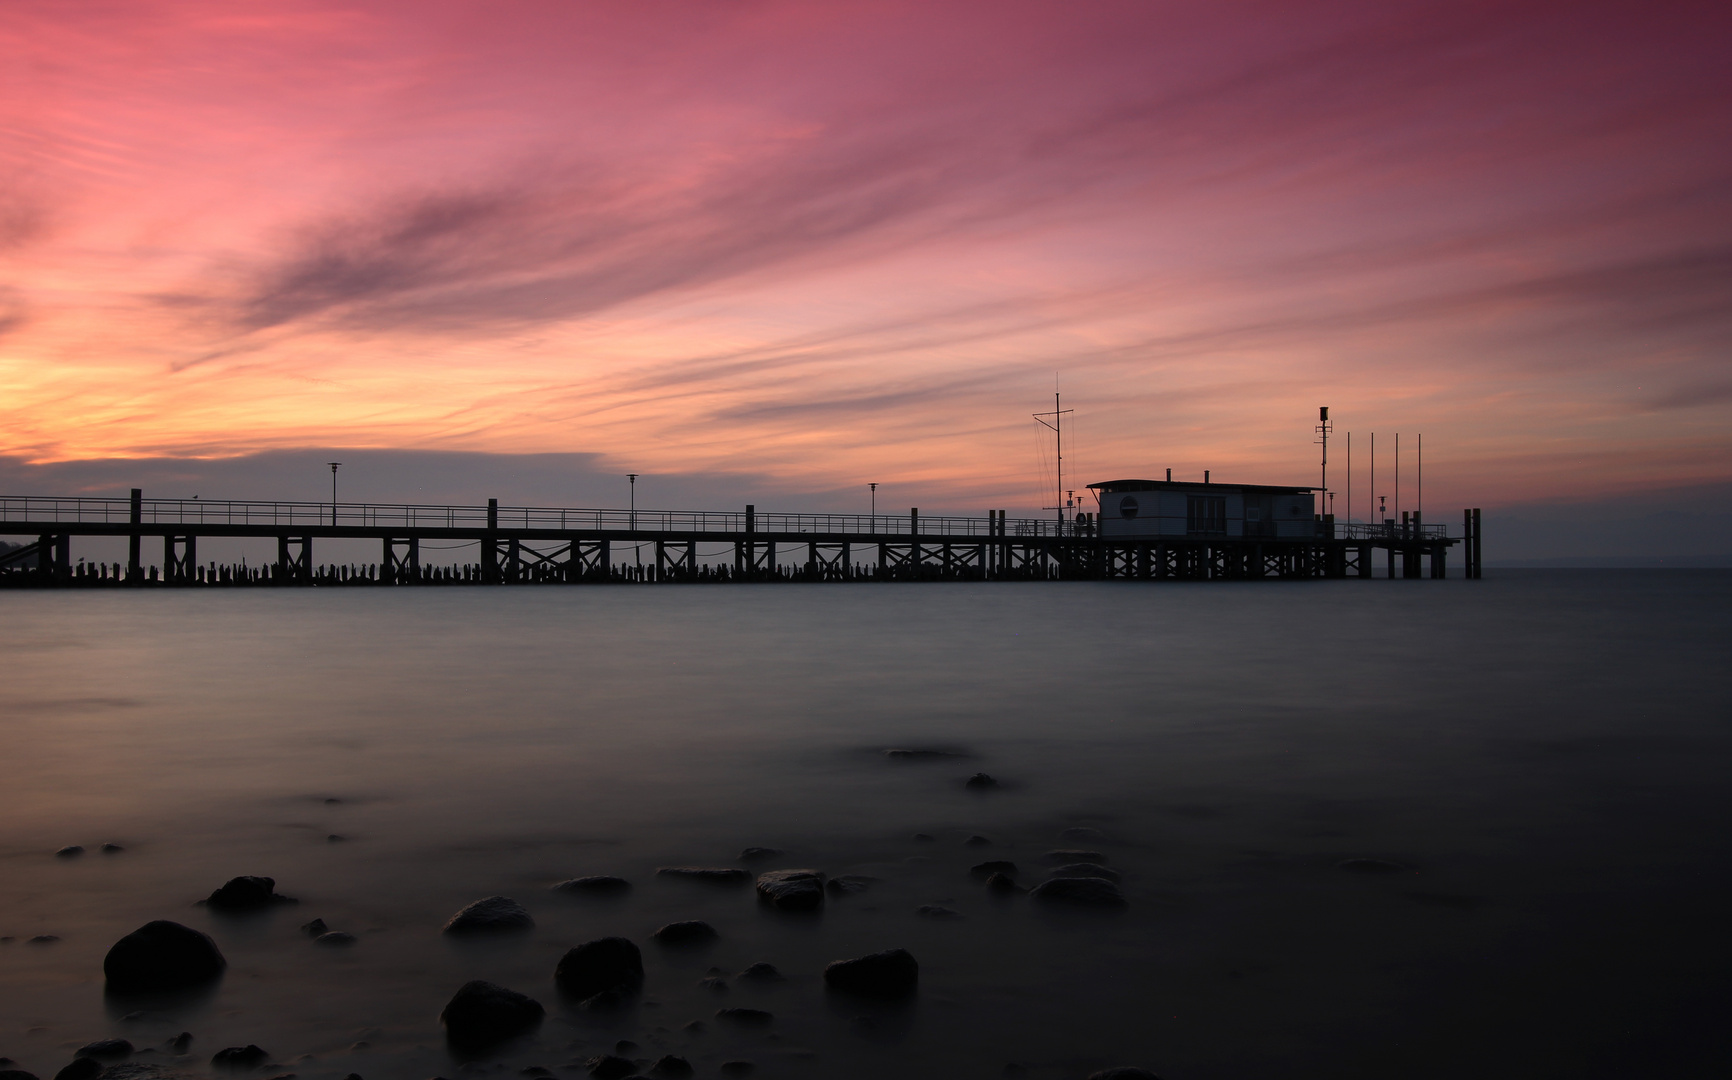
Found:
[1187,495,1226,535]
[1119,495,1139,519]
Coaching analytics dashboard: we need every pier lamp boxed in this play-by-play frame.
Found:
[327,462,342,527]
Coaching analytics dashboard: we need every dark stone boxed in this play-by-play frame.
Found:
[440,981,544,1050]
[738,847,783,861]
[1338,858,1413,874]
[737,962,783,982]
[719,1064,754,1078]
[964,835,991,846]
[443,896,533,933]
[681,1021,706,1034]
[314,932,357,946]
[555,937,644,1001]
[912,833,935,842]
[0,1070,41,1080]
[301,919,327,936]
[74,1042,131,1060]
[698,977,728,993]
[206,876,294,911]
[653,921,717,945]
[326,835,346,843]
[1030,877,1126,907]
[210,1046,269,1068]
[1087,1069,1163,1080]
[970,860,1017,878]
[104,920,226,992]
[755,870,825,911]
[584,1057,635,1080]
[56,845,85,857]
[553,876,631,894]
[100,844,125,854]
[826,875,874,896]
[964,773,998,789]
[884,749,963,760]
[714,1008,773,1027]
[823,949,918,998]
[28,935,60,944]
[655,867,751,884]
[985,872,1021,894]
[53,1061,100,1080]
[916,905,962,919]
[1048,863,1120,882]
[166,1034,192,1053]
[646,1057,692,1079]
[1042,850,1105,864]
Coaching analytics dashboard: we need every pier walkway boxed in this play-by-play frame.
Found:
[1,493,1475,586]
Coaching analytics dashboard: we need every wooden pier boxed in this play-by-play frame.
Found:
[1,492,1469,586]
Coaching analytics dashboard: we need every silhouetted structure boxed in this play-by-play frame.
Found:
[0,488,1462,587]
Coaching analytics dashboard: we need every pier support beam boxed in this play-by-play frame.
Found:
[163,535,195,583]
[128,488,142,582]
[383,537,420,584]
[277,536,311,583]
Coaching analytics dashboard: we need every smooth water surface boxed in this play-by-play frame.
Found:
[2,573,1729,1079]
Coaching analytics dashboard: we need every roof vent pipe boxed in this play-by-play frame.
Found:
[1205,470,1210,484]
[1166,468,1171,481]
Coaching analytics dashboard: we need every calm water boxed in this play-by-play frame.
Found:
[2,574,1729,1080]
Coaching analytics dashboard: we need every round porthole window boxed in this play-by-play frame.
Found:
[1120,495,1139,519]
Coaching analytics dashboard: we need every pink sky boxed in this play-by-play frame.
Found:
[2,0,1729,515]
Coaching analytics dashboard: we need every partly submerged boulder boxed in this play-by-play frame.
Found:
[823,949,918,998]
[755,870,825,911]
[205,876,295,911]
[442,896,533,934]
[554,937,643,1002]
[104,921,226,992]
[440,981,544,1050]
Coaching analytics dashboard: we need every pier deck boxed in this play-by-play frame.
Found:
[1,493,1470,585]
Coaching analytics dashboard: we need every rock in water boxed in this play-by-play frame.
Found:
[205,876,294,911]
[166,1034,192,1053]
[300,919,328,936]
[826,875,875,896]
[0,1069,41,1080]
[1087,1069,1164,1080]
[737,962,784,982]
[738,847,784,861]
[584,1058,635,1080]
[1029,877,1127,907]
[73,1042,130,1060]
[985,872,1021,894]
[314,931,357,946]
[656,866,751,884]
[552,876,631,894]
[442,896,533,934]
[652,920,717,945]
[964,773,998,789]
[916,905,963,919]
[210,1046,269,1068]
[440,981,544,1050]
[823,949,918,998]
[56,846,85,857]
[104,921,226,992]
[970,860,1017,878]
[1042,850,1106,864]
[52,1062,100,1080]
[755,870,825,911]
[647,1056,693,1078]
[1048,863,1120,882]
[554,937,643,1001]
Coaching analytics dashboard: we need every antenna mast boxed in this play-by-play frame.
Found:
[1034,391,1074,533]
[1315,407,1332,515]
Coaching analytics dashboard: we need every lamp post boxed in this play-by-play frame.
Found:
[628,473,639,566]
[869,482,877,520]
[327,462,341,527]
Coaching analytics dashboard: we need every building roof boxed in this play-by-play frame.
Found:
[1087,479,1317,495]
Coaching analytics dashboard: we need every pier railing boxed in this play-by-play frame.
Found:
[1338,521,1450,541]
[0,495,1070,537]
